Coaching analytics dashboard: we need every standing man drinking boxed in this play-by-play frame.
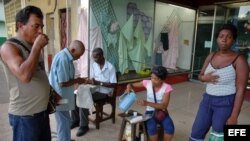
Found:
[0,6,51,141]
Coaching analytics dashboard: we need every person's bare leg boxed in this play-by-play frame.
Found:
[163,133,173,141]
[149,134,158,141]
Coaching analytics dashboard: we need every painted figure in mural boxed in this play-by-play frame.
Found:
[189,24,249,141]
[49,40,86,141]
[70,47,117,137]
[125,66,175,141]
[0,5,52,141]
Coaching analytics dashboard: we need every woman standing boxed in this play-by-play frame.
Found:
[126,66,174,141]
[189,24,249,141]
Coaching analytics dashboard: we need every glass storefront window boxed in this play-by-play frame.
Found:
[89,1,196,82]
[90,0,155,82]
[155,2,196,75]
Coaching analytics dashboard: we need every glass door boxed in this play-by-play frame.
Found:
[211,5,227,52]
[191,6,215,80]
[191,5,228,80]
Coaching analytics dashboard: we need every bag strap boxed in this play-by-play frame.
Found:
[8,38,44,69]
[152,85,157,103]
[8,38,31,54]
[152,84,168,114]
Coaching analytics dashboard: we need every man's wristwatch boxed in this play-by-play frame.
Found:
[100,82,103,86]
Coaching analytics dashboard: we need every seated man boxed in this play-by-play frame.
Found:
[71,48,117,136]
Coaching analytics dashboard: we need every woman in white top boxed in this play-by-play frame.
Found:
[126,66,174,141]
[189,24,249,141]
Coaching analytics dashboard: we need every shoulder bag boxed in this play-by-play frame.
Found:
[152,86,168,123]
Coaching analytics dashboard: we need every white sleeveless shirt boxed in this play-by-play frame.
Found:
[205,53,239,96]
[143,80,173,111]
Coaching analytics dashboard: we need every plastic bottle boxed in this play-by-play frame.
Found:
[140,133,144,141]
[124,123,132,141]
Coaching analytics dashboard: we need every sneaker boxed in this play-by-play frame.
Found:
[70,122,79,129]
[76,126,89,137]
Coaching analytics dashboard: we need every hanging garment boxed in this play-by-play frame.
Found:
[76,8,88,77]
[76,85,95,113]
[77,26,103,77]
[144,29,153,57]
[89,26,103,63]
[118,15,134,74]
[162,15,180,70]
[161,33,169,51]
[128,17,146,73]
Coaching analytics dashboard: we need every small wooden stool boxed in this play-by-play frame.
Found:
[118,110,148,141]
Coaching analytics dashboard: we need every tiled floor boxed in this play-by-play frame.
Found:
[1,80,250,141]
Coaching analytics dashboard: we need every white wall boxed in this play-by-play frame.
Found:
[178,22,195,69]
[154,2,196,70]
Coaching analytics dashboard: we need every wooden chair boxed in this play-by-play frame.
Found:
[89,85,117,129]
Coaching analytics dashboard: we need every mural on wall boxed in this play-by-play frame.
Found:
[90,0,154,74]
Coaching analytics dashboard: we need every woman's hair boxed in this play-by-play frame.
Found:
[215,24,238,40]
[151,66,168,80]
